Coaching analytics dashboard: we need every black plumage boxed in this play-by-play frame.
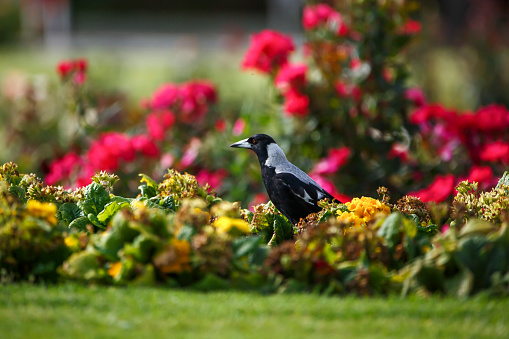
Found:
[230,134,335,224]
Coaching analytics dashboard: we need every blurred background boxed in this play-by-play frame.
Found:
[0,0,506,106]
[1,0,509,204]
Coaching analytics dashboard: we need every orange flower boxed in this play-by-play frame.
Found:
[155,239,191,274]
[338,197,390,227]
[108,261,122,278]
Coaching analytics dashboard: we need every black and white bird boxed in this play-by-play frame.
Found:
[230,134,335,224]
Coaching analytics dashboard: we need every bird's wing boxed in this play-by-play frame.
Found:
[273,172,333,206]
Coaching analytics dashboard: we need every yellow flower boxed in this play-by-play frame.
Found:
[156,239,191,274]
[213,216,251,234]
[108,261,122,278]
[338,197,390,227]
[337,211,365,227]
[131,200,147,210]
[64,235,80,252]
[26,199,57,225]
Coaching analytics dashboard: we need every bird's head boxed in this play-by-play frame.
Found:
[230,134,278,161]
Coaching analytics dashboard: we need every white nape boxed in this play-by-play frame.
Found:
[265,143,324,190]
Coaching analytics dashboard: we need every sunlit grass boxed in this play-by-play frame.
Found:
[1,283,508,339]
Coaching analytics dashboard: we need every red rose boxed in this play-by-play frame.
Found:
[180,80,217,122]
[56,60,74,79]
[309,174,351,203]
[408,174,455,203]
[195,169,228,190]
[335,81,361,101]
[479,141,509,163]
[282,90,309,117]
[388,143,410,163]
[72,72,86,86]
[311,147,351,175]
[398,19,422,35]
[275,63,307,93]
[74,58,88,72]
[409,104,451,125]
[215,119,226,132]
[180,138,201,169]
[146,111,175,141]
[45,152,82,185]
[467,166,494,190]
[302,4,349,36]
[233,118,246,136]
[404,87,427,107]
[241,30,295,74]
[150,83,180,110]
[475,104,509,132]
[132,134,160,158]
[86,132,135,172]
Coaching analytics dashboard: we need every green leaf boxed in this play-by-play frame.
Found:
[377,212,403,250]
[110,212,140,242]
[244,210,254,224]
[248,247,268,267]
[402,217,417,238]
[58,203,84,225]
[413,263,446,293]
[192,273,231,291]
[87,213,105,229]
[62,251,103,280]
[139,184,158,198]
[123,234,159,263]
[455,235,506,292]
[158,196,176,211]
[31,261,58,276]
[93,231,125,261]
[97,201,130,224]
[460,219,495,237]
[139,173,158,190]
[496,171,509,189]
[8,186,25,201]
[116,258,136,282]
[273,214,294,244]
[68,216,90,231]
[177,225,195,241]
[319,210,335,223]
[77,182,111,216]
[417,224,438,236]
[110,196,132,204]
[130,197,163,210]
[232,235,263,258]
[230,272,267,290]
[130,264,157,286]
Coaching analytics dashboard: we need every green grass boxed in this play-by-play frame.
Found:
[1,284,508,338]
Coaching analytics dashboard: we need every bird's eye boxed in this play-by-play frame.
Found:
[251,139,257,144]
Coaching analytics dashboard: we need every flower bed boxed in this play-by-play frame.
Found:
[2,162,509,297]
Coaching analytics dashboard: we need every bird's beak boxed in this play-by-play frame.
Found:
[230,138,251,149]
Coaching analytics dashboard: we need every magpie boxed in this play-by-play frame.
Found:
[230,134,335,224]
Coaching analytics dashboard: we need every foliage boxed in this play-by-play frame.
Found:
[399,220,509,297]
[3,162,509,298]
[454,180,509,223]
[0,180,70,282]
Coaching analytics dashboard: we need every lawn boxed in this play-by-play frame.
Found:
[1,284,508,338]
